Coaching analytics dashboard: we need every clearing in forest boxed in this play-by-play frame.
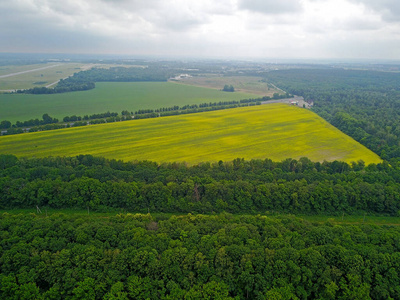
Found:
[0,104,381,165]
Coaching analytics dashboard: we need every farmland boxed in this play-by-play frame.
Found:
[175,76,281,96]
[0,104,381,164]
[0,82,260,123]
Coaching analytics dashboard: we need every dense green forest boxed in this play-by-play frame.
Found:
[1,212,399,299]
[265,69,400,161]
[1,154,399,216]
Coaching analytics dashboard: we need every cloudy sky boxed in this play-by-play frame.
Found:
[1,0,400,60]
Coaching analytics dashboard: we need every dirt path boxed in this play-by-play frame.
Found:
[45,77,68,88]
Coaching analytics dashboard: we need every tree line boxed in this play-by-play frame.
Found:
[1,154,399,216]
[1,93,289,135]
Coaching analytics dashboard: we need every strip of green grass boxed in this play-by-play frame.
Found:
[0,104,381,164]
[0,82,259,123]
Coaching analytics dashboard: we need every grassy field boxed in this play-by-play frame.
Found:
[175,76,281,96]
[0,63,93,90]
[0,63,56,76]
[0,82,259,123]
[0,104,381,164]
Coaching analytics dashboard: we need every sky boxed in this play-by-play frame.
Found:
[1,0,400,60]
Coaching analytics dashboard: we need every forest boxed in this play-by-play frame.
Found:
[1,212,399,299]
[1,154,399,216]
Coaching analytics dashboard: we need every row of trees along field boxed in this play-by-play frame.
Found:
[1,212,399,299]
[265,69,400,162]
[17,66,174,94]
[1,154,400,215]
[1,94,292,136]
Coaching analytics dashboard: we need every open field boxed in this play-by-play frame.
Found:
[174,76,281,96]
[0,104,381,164]
[0,82,259,123]
[0,63,96,90]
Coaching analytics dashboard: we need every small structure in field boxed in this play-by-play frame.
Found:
[170,74,192,81]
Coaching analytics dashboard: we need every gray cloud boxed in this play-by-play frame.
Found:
[342,17,381,31]
[0,0,399,60]
[238,0,303,14]
[349,0,400,22]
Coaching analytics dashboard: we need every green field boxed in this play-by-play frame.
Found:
[0,104,381,164]
[175,76,281,96]
[0,82,259,123]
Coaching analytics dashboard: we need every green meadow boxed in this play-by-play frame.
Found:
[0,104,381,164]
[0,82,259,123]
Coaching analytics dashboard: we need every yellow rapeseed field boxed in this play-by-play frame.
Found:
[0,104,381,165]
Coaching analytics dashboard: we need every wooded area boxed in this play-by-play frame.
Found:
[1,154,399,215]
[1,212,399,299]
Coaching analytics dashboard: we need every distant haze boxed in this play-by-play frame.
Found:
[1,0,400,60]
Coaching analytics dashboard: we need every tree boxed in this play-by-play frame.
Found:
[103,282,128,300]
[72,278,97,300]
[42,113,58,124]
[223,85,235,92]
[0,120,11,129]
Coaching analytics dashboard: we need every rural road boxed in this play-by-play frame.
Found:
[46,76,68,88]
[0,64,62,79]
